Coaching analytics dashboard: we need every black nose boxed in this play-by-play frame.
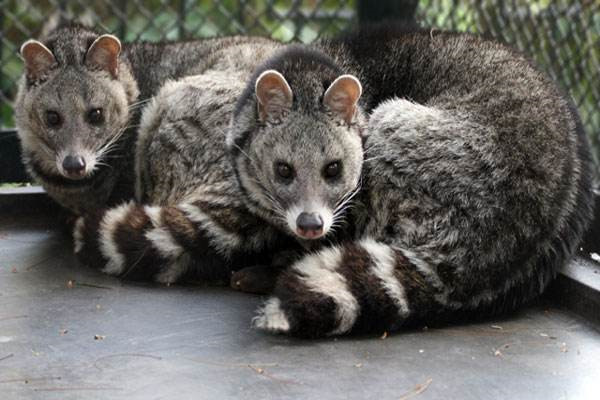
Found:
[296,212,324,232]
[62,155,86,174]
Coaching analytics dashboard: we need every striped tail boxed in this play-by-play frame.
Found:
[74,200,258,284]
[253,238,434,337]
[251,232,580,338]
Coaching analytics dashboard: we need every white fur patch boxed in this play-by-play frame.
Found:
[99,202,133,275]
[369,98,445,133]
[291,246,359,335]
[143,206,184,259]
[73,217,85,254]
[285,204,302,234]
[253,297,290,333]
[178,203,241,255]
[145,227,184,258]
[144,205,162,227]
[361,238,410,317]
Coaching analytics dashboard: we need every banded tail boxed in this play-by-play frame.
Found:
[74,200,268,284]
[253,227,588,338]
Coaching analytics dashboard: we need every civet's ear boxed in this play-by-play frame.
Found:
[20,40,57,82]
[85,34,121,78]
[323,74,362,124]
[255,69,293,123]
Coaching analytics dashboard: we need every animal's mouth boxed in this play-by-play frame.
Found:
[295,227,326,240]
[61,169,88,180]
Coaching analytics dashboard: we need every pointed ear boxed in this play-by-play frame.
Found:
[20,40,57,81]
[255,70,293,123]
[323,74,362,124]
[85,34,121,78]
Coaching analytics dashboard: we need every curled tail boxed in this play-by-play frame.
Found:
[254,221,588,338]
[74,200,265,284]
[253,239,412,336]
[254,239,448,337]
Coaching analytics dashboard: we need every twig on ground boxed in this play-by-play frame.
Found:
[247,364,299,385]
[398,378,433,400]
[25,255,61,271]
[185,358,297,384]
[74,282,114,290]
[0,315,28,322]
[33,386,122,392]
[184,358,278,368]
[0,376,61,384]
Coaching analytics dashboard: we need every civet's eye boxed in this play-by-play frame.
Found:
[45,110,62,127]
[275,162,294,181]
[87,108,104,125]
[323,161,342,179]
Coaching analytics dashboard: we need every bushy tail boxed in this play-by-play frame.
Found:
[255,164,594,339]
[253,239,419,337]
[74,201,254,284]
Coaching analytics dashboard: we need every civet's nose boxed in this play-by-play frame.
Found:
[62,155,86,177]
[296,212,324,239]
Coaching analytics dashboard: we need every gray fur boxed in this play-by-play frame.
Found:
[76,27,593,338]
[74,38,292,284]
[232,29,594,337]
[14,24,270,214]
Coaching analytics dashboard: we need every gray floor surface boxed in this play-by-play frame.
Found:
[1,213,599,400]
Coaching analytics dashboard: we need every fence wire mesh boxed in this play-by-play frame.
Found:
[418,0,600,167]
[1,0,599,166]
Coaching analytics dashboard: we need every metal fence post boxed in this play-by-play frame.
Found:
[357,0,418,24]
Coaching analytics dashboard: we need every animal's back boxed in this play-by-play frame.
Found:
[353,30,594,317]
[74,38,288,283]
[136,71,247,206]
[136,38,283,205]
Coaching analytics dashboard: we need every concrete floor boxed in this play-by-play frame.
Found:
[1,213,599,400]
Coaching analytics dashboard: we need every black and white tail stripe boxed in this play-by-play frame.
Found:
[74,200,249,283]
[253,238,419,337]
[253,237,553,338]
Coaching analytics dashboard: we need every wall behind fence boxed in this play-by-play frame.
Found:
[1,0,598,169]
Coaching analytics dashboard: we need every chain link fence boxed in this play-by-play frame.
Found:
[1,0,599,167]
[0,0,358,129]
[418,0,600,168]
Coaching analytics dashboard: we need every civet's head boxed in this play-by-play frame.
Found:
[15,26,138,182]
[229,49,365,241]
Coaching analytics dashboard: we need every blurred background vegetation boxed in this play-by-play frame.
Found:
[1,0,598,167]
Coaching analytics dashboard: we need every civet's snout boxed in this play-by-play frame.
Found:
[296,212,324,239]
[61,155,86,179]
